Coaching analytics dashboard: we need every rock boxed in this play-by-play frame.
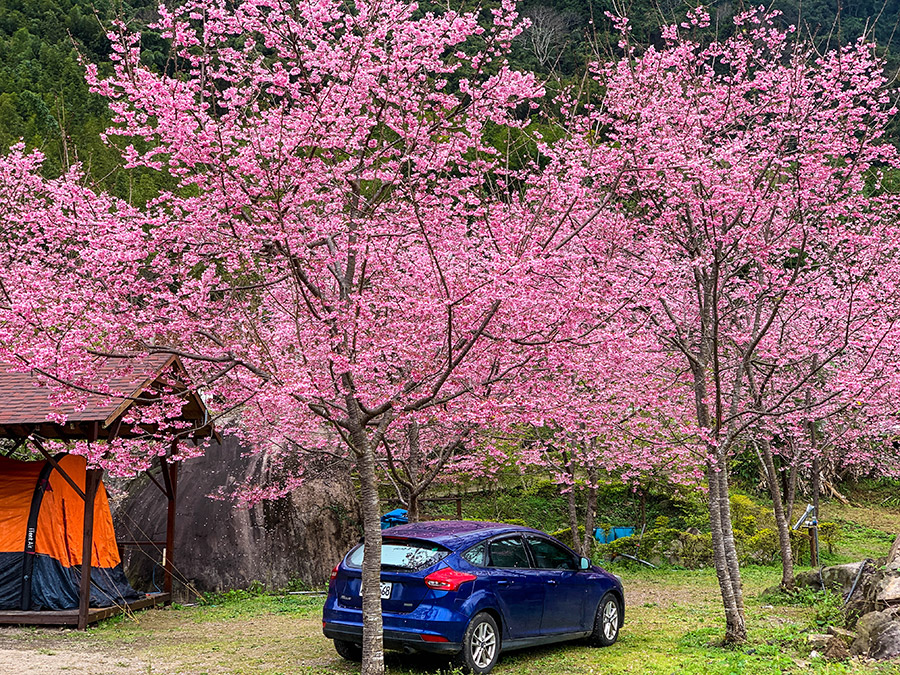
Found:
[850,611,895,656]
[824,635,850,660]
[888,534,900,566]
[875,571,900,603]
[808,633,832,648]
[821,562,865,596]
[870,621,900,660]
[827,626,856,645]
[795,569,824,590]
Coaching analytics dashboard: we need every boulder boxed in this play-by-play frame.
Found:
[794,569,823,590]
[821,562,866,597]
[876,572,900,603]
[112,435,360,595]
[888,534,900,566]
[850,611,895,656]
[870,621,900,660]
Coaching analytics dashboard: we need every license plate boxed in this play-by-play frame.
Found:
[360,582,393,599]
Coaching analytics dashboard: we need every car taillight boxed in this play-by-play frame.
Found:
[421,634,449,642]
[330,564,339,584]
[424,567,477,592]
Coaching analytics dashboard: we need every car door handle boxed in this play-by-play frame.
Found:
[547,580,558,586]
[497,580,512,586]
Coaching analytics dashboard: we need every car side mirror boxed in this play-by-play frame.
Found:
[580,556,590,570]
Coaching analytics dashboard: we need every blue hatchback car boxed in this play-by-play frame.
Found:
[322,520,625,673]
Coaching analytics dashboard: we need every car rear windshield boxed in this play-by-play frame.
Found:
[346,539,450,571]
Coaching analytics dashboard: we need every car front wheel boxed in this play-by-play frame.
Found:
[588,593,621,647]
[333,638,362,662]
[453,612,500,674]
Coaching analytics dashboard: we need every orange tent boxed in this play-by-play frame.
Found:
[0,454,139,610]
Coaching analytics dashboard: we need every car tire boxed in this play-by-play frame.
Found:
[588,593,621,647]
[453,612,500,674]
[333,638,362,662]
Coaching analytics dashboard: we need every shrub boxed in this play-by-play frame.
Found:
[681,531,714,567]
[550,526,586,548]
[790,529,810,565]
[818,521,841,554]
[741,527,778,564]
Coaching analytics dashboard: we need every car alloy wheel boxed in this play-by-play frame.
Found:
[589,593,620,647]
[454,612,500,674]
[602,598,619,641]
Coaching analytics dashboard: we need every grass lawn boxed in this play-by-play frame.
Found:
[1,565,899,675]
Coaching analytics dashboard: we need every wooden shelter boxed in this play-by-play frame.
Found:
[0,355,216,628]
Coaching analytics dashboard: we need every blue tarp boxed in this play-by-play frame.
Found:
[594,527,635,543]
[381,508,409,529]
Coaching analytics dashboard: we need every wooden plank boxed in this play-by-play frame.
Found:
[0,593,171,626]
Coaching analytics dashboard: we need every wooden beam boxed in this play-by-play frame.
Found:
[159,459,174,501]
[77,469,101,630]
[31,440,85,500]
[146,468,169,498]
[2,436,26,457]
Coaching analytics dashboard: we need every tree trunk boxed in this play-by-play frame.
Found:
[564,452,582,555]
[354,425,385,675]
[758,440,794,590]
[716,458,744,611]
[406,422,421,523]
[707,458,747,643]
[582,466,597,559]
[786,462,798,518]
[811,456,821,521]
[567,484,581,556]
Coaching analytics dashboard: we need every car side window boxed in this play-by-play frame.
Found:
[462,543,486,566]
[524,535,578,570]
[487,536,530,568]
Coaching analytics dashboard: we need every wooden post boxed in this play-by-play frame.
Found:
[455,497,462,520]
[77,469,102,630]
[162,439,179,603]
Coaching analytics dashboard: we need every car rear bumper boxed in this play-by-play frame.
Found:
[323,595,468,654]
[323,620,461,655]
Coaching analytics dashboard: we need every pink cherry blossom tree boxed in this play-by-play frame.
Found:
[567,8,900,641]
[0,1,633,671]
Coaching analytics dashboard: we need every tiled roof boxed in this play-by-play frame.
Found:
[0,355,176,426]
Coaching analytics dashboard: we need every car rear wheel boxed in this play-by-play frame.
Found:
[453,612,500,674]
[588,593,620,647]
[333,638,362,662]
